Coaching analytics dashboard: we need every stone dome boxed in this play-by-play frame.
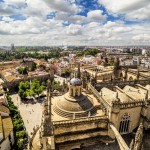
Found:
[70,78,81,86]
[57,93,93,112]
[53,93,96,119]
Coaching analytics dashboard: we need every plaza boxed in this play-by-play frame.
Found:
[10,94,44,135]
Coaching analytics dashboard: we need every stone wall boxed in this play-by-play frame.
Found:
[55,130,108,144]
[53,116,108,144]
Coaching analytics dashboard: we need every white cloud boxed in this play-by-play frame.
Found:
[2,16,14,22]
[99,0,150,20]
[132,34,150,41]
[67,15,86,24]
[114,27,132,33]
[126,5,150,20]
[0,16,149,46]
[43,0,81,14]
[5,0,26,8]
[23,0,50,18]
[0,0,149,46]
[0,17,61,36]
[87,10,107,22]
[66,24,82,35]
[104,21,116,28]
[0,2,17,15]
[88,22,100,28]
[99,0,149,13]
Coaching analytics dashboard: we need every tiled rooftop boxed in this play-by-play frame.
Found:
[0,105,10,114]
[2,117,13,139]
[0,61,50,82]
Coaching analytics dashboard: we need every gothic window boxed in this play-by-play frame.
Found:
[120,73,123,80]
[119,113,130,134]
[120,73,123,77]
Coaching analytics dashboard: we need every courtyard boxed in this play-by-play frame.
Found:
[10,93,44,136]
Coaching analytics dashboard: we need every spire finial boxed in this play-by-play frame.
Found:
[77,62,81,79]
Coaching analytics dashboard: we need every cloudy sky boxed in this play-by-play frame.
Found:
[0,0,150,46]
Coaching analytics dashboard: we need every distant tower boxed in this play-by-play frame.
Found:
[11,43,15,51]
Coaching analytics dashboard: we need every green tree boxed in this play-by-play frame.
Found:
[6,94,27,149]
[18,67,28,75]
[30,62,36,71]
[26,89,34,97]
[18,81,30,99]
[31,79,45,97]
[18,68,24,74]
[52,81,62,90]
[18,79,46,100]
[84,49,100,56]
[16,131,27,138]
[17,139,23,149]
[18,89,27,99]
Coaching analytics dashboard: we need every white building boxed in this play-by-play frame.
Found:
[83,55,96,65]
[142,49,150,55]
[140,58,150,68]
[130,48,142,54]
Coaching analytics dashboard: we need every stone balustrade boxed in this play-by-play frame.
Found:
[112,99,150,109]
[88,83,110,109]
[53,115,108,127]
[96,80,150,90]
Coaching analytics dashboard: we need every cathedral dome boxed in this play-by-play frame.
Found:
[57,93,93,112]
[53,93,95,119]
[70,78,81,86]
[53,76,96,119]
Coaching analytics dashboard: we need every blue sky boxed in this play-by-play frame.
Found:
[0,0,149,46]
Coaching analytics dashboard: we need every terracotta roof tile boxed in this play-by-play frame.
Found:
[0,105,10,114]
[2,117,13,139]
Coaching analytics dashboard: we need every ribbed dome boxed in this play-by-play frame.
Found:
[70,78,81,86]
[57,93,93,112]
[53,92,95,118]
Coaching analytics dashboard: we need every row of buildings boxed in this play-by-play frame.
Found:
[106,47,150,55]
[0,85,14,150]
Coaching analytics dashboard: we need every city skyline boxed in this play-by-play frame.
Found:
[0,0,150,46]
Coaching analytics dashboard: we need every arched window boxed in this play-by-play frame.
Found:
[119,113,130,134]
[120,73,123,77]
[120,73,123,80]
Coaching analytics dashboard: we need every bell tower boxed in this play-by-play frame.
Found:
[40,78,55,150]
